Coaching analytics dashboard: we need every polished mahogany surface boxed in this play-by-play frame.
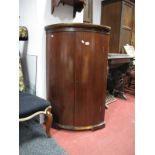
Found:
[45,23,111,130]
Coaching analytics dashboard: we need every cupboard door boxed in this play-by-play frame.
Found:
[74,32,108,126]
[101,0,134,54]
[121,1,133,29]
[46,32,75,125]
[101,0,122,53]
[119,28,132,53]
[131,6,135,47]
[120,1,134,53]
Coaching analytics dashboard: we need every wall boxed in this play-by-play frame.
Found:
[93,0,103,24]
[19,0,39,94]
[19,0,83,98]
[19,0,104,99]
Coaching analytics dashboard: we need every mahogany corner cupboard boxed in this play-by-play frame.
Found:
[45,23,111,130]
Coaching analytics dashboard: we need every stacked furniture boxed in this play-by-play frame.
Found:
[101,0,135,100]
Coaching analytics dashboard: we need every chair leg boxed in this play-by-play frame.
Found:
[45,107,53,137]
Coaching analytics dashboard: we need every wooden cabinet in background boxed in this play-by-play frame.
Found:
[45,23,111,130]
[101,0,135,53]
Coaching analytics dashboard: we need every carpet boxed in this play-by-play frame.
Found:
[19,118,68,155]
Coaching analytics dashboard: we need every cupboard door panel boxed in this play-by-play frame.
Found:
[121,2,133,29]
[101,0,122,53]
[46,32,75,125]
[74,32,108,126]
[119,28,132,53]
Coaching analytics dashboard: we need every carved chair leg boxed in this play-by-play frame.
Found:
[45,108,53,137]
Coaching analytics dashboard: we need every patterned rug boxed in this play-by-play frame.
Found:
[19,118,68,155]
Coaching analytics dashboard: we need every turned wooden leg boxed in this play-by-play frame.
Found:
[45,107,53,137]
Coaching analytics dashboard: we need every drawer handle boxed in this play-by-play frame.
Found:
[85,41,90,46]
[81,40,90,46]
[81,40,85,44]
[51,34,54,38]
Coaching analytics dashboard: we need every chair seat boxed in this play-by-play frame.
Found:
[19,92,50,118]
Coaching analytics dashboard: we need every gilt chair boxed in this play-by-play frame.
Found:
[19,91,52,137]
[19,26,52,137]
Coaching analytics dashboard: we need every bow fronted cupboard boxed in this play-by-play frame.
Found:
[45,23,111,130]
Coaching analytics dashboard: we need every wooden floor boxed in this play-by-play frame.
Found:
[50,94,135,155]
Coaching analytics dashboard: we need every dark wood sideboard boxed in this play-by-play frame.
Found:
[45,23,111,130]
[107,53,134,99]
